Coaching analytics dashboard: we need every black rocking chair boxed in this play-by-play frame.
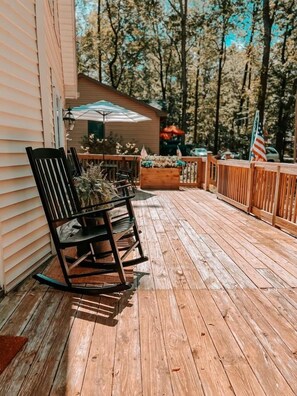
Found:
[26,146,148,295]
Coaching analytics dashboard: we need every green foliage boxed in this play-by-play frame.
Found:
[74,164,118,207]
[141,155,185,168]
[76,0,297,156]
[80,132,140,155]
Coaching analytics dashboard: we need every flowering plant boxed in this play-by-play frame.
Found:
[74,164,118,207]
[81,132,140,155]
[141,155,185,168]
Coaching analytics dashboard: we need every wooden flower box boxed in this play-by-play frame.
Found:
[140,167,180,190]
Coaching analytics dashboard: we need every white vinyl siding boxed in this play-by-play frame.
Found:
[0,0,77,292]
[0,1,49,291]
[58,0,77,98]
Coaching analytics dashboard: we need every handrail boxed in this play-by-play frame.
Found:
[216,159,297,237]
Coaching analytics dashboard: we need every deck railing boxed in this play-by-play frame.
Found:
[180,156,202,187]
[216,160,297,236]
[77,152,297,235]
[77,153,204,187]
[204,153,218,190]
[77,153,140,181]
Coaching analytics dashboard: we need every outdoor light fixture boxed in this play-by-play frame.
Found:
[63,108,75,131]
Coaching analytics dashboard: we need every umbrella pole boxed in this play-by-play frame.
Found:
[102,114,106,161]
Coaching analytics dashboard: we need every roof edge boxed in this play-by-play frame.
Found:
[78,73,167,117]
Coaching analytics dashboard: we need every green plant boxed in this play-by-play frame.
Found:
[74,164,118,207]
[141,155,185,168]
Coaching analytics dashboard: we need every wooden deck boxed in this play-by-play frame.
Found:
[1,188,297,395]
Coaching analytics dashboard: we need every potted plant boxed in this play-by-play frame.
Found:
[74,164,118,255]
[140,155,185,189]
[74,164,118,209]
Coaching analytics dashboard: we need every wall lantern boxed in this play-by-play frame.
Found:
[63,108,75,131]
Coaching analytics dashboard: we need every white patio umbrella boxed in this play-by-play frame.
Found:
[70,100,151,124]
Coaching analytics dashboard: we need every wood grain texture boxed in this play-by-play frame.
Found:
[140,167,180,190]
[0,188,297,395]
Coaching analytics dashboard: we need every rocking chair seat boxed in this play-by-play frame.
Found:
[58,216,135,247]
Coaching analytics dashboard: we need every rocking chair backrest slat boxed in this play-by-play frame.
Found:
[69,146,84,176]
[51,156,77,218]
[37,158,60,220]
[26,147,81,224]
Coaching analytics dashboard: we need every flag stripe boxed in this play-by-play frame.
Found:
[251,124,267,162]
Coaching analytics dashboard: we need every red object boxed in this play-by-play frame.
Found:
[160,132,173,140]
[161,125,185,136]
[0,335,28,374]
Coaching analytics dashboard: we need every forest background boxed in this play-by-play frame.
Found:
[76,0,297,160]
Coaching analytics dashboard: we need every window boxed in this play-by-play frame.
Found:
[53,90,64,148]
[88,121,104,139]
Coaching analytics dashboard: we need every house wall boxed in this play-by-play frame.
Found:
[0,0,75,292]
[67,76,161,154]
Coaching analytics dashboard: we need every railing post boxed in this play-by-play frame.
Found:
[272,165,281,227]
[197,158,202,187]
[247,162,255,213]
[137,156,141,185]
[216,161,220,193]
[205,152,212,191]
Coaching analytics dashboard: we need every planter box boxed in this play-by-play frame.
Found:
[140,167,180,190]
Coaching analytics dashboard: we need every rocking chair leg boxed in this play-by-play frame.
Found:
[33,274,132,295]
[103,212,127,284]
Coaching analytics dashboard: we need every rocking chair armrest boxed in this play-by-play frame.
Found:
[80,202,114,211]
[68,193,134,223]
[107,194,135,204]
[113,181,134,194]
[113,180,131,187]
[67,206,112,222]
[81,194,135,212]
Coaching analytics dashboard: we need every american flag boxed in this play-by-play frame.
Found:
[251,124,267,161]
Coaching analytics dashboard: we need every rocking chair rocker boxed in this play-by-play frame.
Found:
[26,146,147,295]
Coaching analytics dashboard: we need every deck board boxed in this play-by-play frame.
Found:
[139,290,173,396]
[0,187,297,395]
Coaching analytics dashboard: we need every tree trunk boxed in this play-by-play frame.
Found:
[275,25,289,160]
[275,1,294,160]
[237,3,256,133]
[245,63,252,132]
[106,0,120,88]
[214,27,225,154]
[181,0,188,137]
[294,88,297,163]
[257,0,277,125]
[193,64,200,144]
[97,0,102,82]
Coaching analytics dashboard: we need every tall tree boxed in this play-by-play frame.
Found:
[236,2,257,134]
[257,0,278,125]
[97,0,102,82]
[167,0,189,134]
[146,2,174,107]
[210,0,239,154]
[274,0,297,159]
